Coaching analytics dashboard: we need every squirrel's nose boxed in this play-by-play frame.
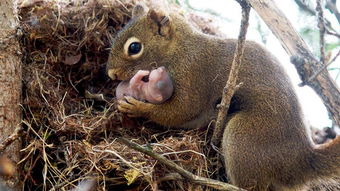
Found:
[107,69,118,80]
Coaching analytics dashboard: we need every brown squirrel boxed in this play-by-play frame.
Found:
[107,4,340,191]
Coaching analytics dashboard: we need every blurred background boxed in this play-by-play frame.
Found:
[177,0,340,130]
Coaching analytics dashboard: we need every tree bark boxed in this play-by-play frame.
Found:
[246,0,340,127]
[0,0,22,189]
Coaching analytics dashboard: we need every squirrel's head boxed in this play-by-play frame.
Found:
[107,3,176,81]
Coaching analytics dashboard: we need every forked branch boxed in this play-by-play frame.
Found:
[117,137,246,191]
[211,0,251,147]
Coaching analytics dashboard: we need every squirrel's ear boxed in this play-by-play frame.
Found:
[148,9,171,37]
[132,3,148,18]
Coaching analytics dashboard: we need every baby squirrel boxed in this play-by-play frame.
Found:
[115,66,173,104]
[107,4,340,191]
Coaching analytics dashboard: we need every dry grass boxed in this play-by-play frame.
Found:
[18,0,223,190]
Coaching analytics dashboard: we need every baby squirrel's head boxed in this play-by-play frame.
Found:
[107,3,178,81]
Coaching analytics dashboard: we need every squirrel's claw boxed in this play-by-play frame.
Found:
[117,96,153,117]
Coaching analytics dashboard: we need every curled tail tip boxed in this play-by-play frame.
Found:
[311,135,340,178]
[316,135,340,153]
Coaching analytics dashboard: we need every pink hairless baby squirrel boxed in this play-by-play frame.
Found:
[115,66,174,104]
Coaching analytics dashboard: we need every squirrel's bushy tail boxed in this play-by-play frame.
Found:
[311,136,340,179]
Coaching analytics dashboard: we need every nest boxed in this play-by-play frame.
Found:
[18,0,223,190]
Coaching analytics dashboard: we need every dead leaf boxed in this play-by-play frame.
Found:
[63,54,82,65]
[124,169,140,186]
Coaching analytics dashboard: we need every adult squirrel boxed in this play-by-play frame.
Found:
[107,4,340,191]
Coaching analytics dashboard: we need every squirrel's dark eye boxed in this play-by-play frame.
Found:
[124,37,143,59]
[128,42,142,55]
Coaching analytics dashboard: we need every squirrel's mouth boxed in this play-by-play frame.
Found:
[107,69,119,81]
[108,67,152,82]
[107,68,133,81]
[141,75,149,82]
[125,70,150,82]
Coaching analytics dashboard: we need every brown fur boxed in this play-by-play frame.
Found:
[107,4,340,191]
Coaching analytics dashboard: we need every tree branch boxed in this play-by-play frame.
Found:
[116,137,246,191]
[306,49,340,83]
[316,0,326,65]
[294,0,340,34]
[326,0,340,25]
[294,0,316,15]
[246,0,340,127]
[211,0,250,147]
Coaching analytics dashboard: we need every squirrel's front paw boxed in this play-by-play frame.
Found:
[117,96,153,117]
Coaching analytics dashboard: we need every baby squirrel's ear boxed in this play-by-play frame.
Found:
[148,9,171,38]
[132,3,148,18]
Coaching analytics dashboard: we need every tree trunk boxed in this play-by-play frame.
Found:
[0,0,22,189]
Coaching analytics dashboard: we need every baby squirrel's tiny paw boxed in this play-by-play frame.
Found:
[117,96,153,117]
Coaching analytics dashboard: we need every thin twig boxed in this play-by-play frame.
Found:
[117,137,246,191]
[211,1,251,147]
[325,0,340,25]
[316,0,326,65]
[326,29,340,38]
[294,0,340,34]
[306,49,340,83]
[304,0,339,84]
[157,173,183,183]
[294,0,316,15]
[0,125,22,153]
